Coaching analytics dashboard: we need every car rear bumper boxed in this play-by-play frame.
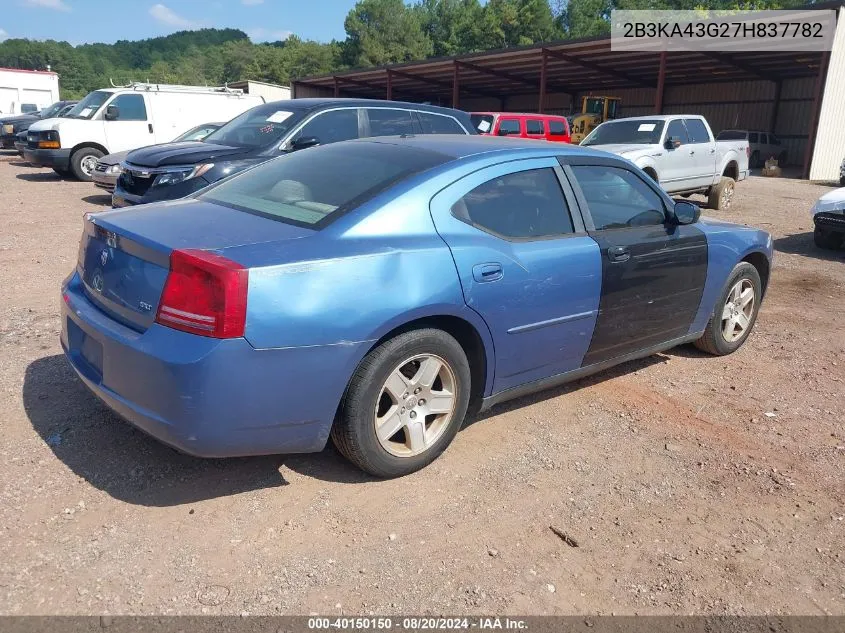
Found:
[60,270,360,457]
[22,147,71,170]
[1,134,17,149]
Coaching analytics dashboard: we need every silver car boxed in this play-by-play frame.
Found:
[92,122,221,193]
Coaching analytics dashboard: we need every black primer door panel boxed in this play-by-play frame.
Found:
[583,224,708,366]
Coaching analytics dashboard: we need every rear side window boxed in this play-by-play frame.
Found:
[367,109,416,136]
[417,112,465,134]
[526,119,544,135]
[470,113,495,134]
[748,132,759,143]
[549,120,567,135]
[716,130,747,141]
[770,134,780,146]
[571,165,666,231]
[199,142,447,228]
[666,119,689,145]
[497,119,521,136]
[294,109,359,145]
[109,94,147,121]
[684,119,711,144]
[451,168,575,239]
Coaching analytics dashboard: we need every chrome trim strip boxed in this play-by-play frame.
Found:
[507,310,595,334]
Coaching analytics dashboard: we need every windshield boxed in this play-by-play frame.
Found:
[584,98,605,115]
[581,120,666,146]
[175,123,221,142]
[203,105,303,148]
[470,114,495,134]
[65,91,111,120]
[38,102,65,119]
[198,141,448,228]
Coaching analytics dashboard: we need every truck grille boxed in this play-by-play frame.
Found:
[814,212,845,229]
[94,162,109,173]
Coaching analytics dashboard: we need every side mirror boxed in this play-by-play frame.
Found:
[672,200,701,225]
[105,105,119,121]
[665,136,681,149]
[290,136,319,151]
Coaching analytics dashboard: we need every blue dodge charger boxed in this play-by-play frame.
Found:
[61,136,772,477]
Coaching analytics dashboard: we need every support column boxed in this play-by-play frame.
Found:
[386,69,393,101]
[333,76,339,98]
[452,61,460,109]
[539,49,548,114]
[803,51,829,179]
[769,80,782,133]
[654,50,667,114]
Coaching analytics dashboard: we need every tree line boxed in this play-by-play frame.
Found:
[0,0,808,99]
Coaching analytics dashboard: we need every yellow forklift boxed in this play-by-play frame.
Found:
[570,96,622,144]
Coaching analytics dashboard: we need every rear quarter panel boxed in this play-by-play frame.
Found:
[689,217,773,334]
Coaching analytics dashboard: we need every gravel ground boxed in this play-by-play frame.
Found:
[0,154,843,616]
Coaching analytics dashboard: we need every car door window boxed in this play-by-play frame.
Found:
[683,119,711,144]
[497,119,521,136]
[548,120,567,135]
[417,112,465,134]
[748,132,759,144]
[526,119,544,135]
[294,109,359,145]
[366,108,416,136]
[109,94,147,121]
[450,168,574,239]
[666,119,689,145]
[770,134,780,146]
[571,165,667,230]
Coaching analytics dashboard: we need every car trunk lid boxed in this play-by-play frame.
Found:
[78,198,314,332]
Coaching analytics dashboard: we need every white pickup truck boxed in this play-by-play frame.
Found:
[580,114,749,211]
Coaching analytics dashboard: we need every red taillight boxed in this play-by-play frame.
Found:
[155,249,248,339]
[747,146,751,158]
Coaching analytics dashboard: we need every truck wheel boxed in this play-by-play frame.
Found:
[70,147,104,182]
[331,328,471,478]
[708,177,735,211]
[813,227,844,250]
[694,262,761,356]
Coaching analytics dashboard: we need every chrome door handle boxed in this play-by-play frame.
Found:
[472,263,503,282]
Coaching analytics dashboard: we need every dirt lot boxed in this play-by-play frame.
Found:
[0,155,842,616]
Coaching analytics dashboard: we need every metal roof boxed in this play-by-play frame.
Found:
[295,3,842,101]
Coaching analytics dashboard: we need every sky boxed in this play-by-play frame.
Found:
[0,0,361,45]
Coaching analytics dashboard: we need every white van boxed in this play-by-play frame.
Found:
[23,83,264,181]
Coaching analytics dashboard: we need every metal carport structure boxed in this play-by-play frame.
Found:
[294,1,845,181]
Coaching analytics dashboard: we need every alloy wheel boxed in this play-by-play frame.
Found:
[373,354,457,458]
[721,279,755,342]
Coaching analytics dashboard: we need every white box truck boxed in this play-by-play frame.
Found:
[0,67,60,116]
[23,83,264,181]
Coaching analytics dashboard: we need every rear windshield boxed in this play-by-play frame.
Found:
[470,114,495,134]
[203,104,305,148]
[198,141,449,228]
[716,130,748,141]
[581,119,665,146]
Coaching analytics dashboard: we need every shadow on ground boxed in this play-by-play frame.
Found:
[82,194,112,206]
[23,355,375,507]
[26,346,690,505]
[774,232,844,260]
[16,171,62,182]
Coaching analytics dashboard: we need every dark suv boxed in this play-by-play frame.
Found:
[113,98,477,208]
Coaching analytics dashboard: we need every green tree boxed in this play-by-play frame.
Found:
[343,0,433,67]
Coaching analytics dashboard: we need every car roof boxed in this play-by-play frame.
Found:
[606,114,704,122]
[274,98,466,117]
[471,111,567,119]
[346,134,609,160]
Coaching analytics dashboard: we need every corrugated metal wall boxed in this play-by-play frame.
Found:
[810,8,845,182]
[461,77,814,167]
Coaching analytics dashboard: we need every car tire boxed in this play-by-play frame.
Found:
[694,262,762,356]
[813,227,844,250]
[70,147,104,182]
[708,177,735,211]
[839,176,845,187]
[331,328,471,478]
